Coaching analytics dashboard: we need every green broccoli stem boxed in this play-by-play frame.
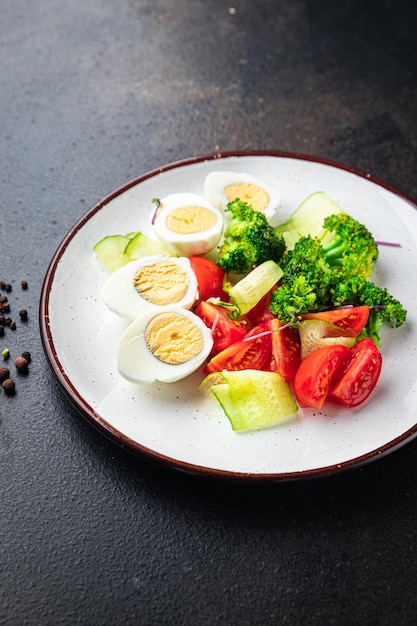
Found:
[322,239,346,264]
[363,308,385,346]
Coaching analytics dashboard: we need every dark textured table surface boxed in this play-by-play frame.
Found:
[1,1,417,624]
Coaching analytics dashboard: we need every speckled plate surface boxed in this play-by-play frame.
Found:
[39,151,417,481]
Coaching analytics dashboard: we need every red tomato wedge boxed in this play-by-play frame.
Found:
[329,338,382,407]
[269,318,301,383]
[293,344,351,409]
[245,288,275,324]
[204,322,272,374]
[189,257,228,301]
[195,300,247,354]
[301,306,370,335]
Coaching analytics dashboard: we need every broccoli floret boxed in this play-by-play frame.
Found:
[331,275,407,344]
[321,213,379,280]
[269,223,406,343]
[216,199,286,274]
[215,242,253,275]
[269,235,333,322]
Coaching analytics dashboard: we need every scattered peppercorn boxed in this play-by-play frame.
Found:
[21,351,31,364]
[0,279,31,398]
[14,356,29,373]
[2,378,15,394]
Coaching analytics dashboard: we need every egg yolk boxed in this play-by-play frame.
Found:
[145,312,204,364]
[165,205,217,234]
[133,261,189,305]
[225,183,269,212]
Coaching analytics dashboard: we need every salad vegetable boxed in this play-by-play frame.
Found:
[328,277,407,346]
[297,319,357,360]
[94,231,176,272]
[200,369,297,431]
[275,190,345,249]
[293,336,383,410]
[269,318,301,383]
[320,212,378,279]
[93,234,132,273]
[301,306,370,334]
[216,199,286,274]
[329,337,383,407]
[204,321,273,374]
[124,231,176,261]
[293,344,352,410]
[188,256,228,301]
[224,259,283,315]
[269,212,406,344]
[195,300,247,354]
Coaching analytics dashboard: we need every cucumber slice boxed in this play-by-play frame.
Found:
[298,320,357,360]
[276,191,346,249]
[93,235,131,273]
[124,232,176,261]
[202,369,298,431]
[126,231,140,239]
[226,260,283,315]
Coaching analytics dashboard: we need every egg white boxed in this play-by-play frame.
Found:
[152,192,224,256]
[204,171,281,224]
[117,305,214,384]
[100,255,199,320]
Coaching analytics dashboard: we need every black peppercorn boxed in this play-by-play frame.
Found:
[21,351,31,364]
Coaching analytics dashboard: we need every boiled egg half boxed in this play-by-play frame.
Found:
[204,171,281,224]
[152,192,224,256]
[117,304,214,383]
[101,255,198,320]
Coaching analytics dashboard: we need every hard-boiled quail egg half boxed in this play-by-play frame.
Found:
[101,255,199,321]
[204,171,281,224]
[117,304,214,384]
[152,192,224,256]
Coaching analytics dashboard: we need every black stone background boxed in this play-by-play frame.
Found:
[1,1,417,624]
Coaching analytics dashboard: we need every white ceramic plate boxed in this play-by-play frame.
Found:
[40,151,417,481]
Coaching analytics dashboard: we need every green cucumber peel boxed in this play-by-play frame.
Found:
[226,260,283,315]
[204,369,298,431]
[275,191,346,250]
